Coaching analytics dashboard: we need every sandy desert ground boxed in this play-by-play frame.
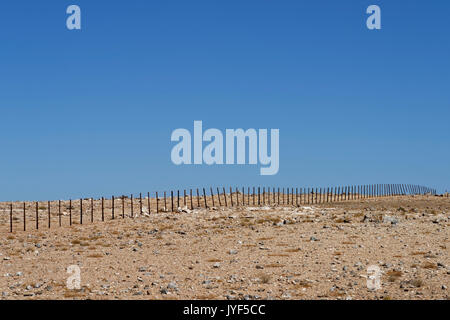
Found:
[0,195,449,300]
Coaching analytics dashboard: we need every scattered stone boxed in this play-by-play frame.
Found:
[160,288,168,295]
[167,282,178,290]
[383,216,398,225]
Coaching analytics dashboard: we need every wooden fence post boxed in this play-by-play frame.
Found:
[258,187,260,206]
[164,192,167,211]
[156,192,159,213]
[148,192,151,214]
[122,196,125,218]
[203,188,208,208]
[230,187,234,207]
[197,189,200,207]
[58,200,61,227]
[10,203,13,233]
[112,196,115,220]
[237,187,240,206]
[223,187,227,207]
[101,197,104,221]
[48,201,51,228]
[217,187,222,206]
[210,187,215,207]
[24,202,27,231]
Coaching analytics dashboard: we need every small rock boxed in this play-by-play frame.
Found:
[383,216,398,225]
[167,282,178,290]
[160,288,168,294]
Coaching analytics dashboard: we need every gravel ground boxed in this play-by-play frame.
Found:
[0,195,449,300]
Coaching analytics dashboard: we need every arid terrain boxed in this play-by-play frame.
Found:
[0,195,449,300]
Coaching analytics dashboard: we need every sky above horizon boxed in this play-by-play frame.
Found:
[0,0,449,201]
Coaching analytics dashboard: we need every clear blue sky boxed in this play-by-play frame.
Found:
[0,0,449,201]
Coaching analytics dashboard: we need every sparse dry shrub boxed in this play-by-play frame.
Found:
[422,262,438,269]
[386,270,403,282]
[264,263,285,268]
[258,273,271,284]
[410,279,423,288]
[295,280,312,288]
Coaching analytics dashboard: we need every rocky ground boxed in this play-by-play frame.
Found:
[0,195,449,300]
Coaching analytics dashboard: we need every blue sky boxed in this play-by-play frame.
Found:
[0,0,449,201]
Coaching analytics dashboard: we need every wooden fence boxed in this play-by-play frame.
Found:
[2,184,437,233]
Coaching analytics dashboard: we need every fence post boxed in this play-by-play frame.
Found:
[148,192,151,214]
[101,197,104,221]
[140,193,143,215]
[58,200,61,227]
[24,202,27,231]
[91,198,94,222]
[156,192,159,213]
[122,196,125,218]
[229,187,233,207]
[112,196,115,220]
[190,189,193,210]
[210,187,215,207]
[258,187,260,206]
[223,187,227,207]
[177,190,180,210]
[10,203,13,233]
[48,201,51,228]
[203,188,208,208]
[164,191,167,211]
[197,189,200,207]
[171,191,174,212]
[217,187,222,206]
[80,199,83,225]
[237,187,241,206]
[36,201,39,229]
